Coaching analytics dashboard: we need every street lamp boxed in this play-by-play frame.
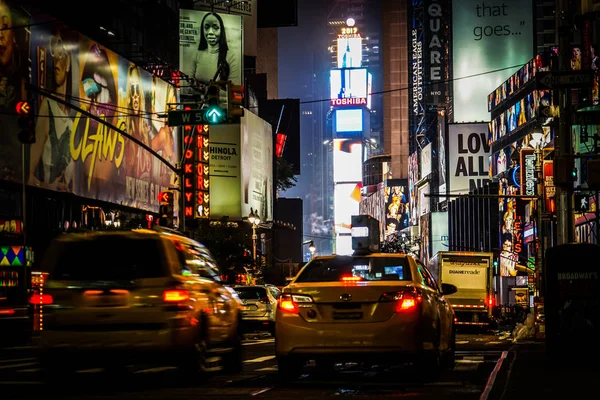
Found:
[248,208,261,265]
[308,240,316,258]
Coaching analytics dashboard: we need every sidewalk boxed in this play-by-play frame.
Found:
[485,341,600,399]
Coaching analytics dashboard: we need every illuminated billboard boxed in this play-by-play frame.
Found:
[333,139,362,183]
[1,14,180,213]
[334,183,361,235]
[337,37,362,68]
[367,72,373,109]
[334,109,363,134]
[452,0,533,123]
[330,68,368,106]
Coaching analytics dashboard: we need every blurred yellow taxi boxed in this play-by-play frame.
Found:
[275,251,457,380]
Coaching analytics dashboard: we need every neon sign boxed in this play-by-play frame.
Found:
[331,98,367,106]
[195,125,210,219]
[183,122,195,219]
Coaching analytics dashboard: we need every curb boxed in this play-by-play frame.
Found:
[479,345,518,400]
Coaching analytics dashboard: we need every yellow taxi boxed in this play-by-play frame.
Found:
[275,251,457,380]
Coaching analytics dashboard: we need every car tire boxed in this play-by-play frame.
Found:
[178,323,209,378]
[277,356,303,383]
[223,322,243,373]
[442,324,456,369]
[269,322,276,337]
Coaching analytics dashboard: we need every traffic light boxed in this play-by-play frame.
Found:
[554,157,577,187]
[158,191,174,227]
[227,81,244,121]
[16,101,35,144]
[204,82,225,124]
[574,193,590,213]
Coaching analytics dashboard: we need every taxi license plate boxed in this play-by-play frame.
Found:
[242,306,252,311]
[332,311,363,320]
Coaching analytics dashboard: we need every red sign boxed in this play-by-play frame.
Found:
[543,161,555,212]
[195,125,210,218]
[15,101,30,115]
[183,128,195,218]
[275,133,287,158]
[158,191,172,204]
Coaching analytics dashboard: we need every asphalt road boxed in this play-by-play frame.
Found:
[0,332,512,399]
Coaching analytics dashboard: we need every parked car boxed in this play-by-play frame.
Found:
[35,228,243,378]
[234,285,281,335]
[275,251,457,381]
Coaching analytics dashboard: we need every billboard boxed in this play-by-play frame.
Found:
[334,183,360,235]
[419,182,430,217]
[3,17,179,213]
[209,113,273,221]
[438,111,447,201]
[452,0,533,122]
[330,68,368,106]
[384,181,409,237]
[337,36,362,68]
[420,143,432,176]
[333,139,362,183]
[367,72,373,109]
[0,1,28,183]
[241,112,273,221]
[179,9,243,89]
[448,123,490,195]
[431,211,449,256]
[334,109,363,134]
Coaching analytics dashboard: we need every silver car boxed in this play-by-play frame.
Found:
[235,285,280,335]
[35,230,243,378]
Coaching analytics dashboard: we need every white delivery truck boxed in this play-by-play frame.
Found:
[429,251,494,327]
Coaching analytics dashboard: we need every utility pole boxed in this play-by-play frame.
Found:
[555,0,575,245]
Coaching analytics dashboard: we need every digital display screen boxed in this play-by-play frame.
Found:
[384,266,404,279]
[330,68,368,100]
[335,109,363,133]
[337,37,362,68]
[333,139,362,182]
[334,183,360,234]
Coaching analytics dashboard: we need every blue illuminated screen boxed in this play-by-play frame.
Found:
[384,266,404,279]
[335,109,363,133]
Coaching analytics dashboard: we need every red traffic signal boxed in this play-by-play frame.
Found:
[16,101,31,115]
[158,191,173,204]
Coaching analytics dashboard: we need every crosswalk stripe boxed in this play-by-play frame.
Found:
[0,362,37,370]
[242,339,274,346]
[0,358,35,364]
[254,366,278,372]
[134,366,176,374]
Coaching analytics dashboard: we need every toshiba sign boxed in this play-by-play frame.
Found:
[330,98,367,106]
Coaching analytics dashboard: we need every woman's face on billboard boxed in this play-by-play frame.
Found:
[0,3,15,67]
[203,14,221,47]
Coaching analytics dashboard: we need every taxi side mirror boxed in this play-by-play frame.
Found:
[441,283,458,296]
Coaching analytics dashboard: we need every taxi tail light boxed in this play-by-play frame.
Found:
[379,289,421,313]
[29,293,53,305]
[163,289,190,303]
[278,293,313,314]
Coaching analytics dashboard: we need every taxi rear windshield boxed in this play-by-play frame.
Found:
[295,256,411,282]
[47,237,166,281]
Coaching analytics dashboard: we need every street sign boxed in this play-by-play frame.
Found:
[537,70,594,90]
[168,109,204,127]
[15,101,30,115]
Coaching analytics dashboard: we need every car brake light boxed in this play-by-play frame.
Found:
[163,289,190,303]
[379,290,420,312]
[488,295,494,307]
[341,275,362,282]
[29,294,53,305]
[278,293,312,314]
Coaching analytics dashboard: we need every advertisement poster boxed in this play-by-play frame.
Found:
[452,0,533,122]
[25,20,178,213]
[179,9,243,90]
[333,139,362,183]
[448,123,490,195]
[420,213,430,264]
[384,181,409,237]
[438,111,447,201]
[0,2,29,182]
[241,112,273,222]
[419,182,430,217]
[209,124,241,218]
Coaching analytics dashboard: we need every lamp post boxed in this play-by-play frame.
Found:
[248,208,261,266]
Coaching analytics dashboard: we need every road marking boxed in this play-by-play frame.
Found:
[456,359,484,364]
[254,366,278,372]
[486,341,504,345]
[0,346,34,351]
[242,339,274,346]
[134,366,176,374]
[76,368,104,373]
[244,355,276,363]
[456,340,469,344]
[479,350,509,400]
[0,362,37,370]
[0,358,36,364]
[17,368,40,373]
[455,364,480,371]
[251,387,273,396]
